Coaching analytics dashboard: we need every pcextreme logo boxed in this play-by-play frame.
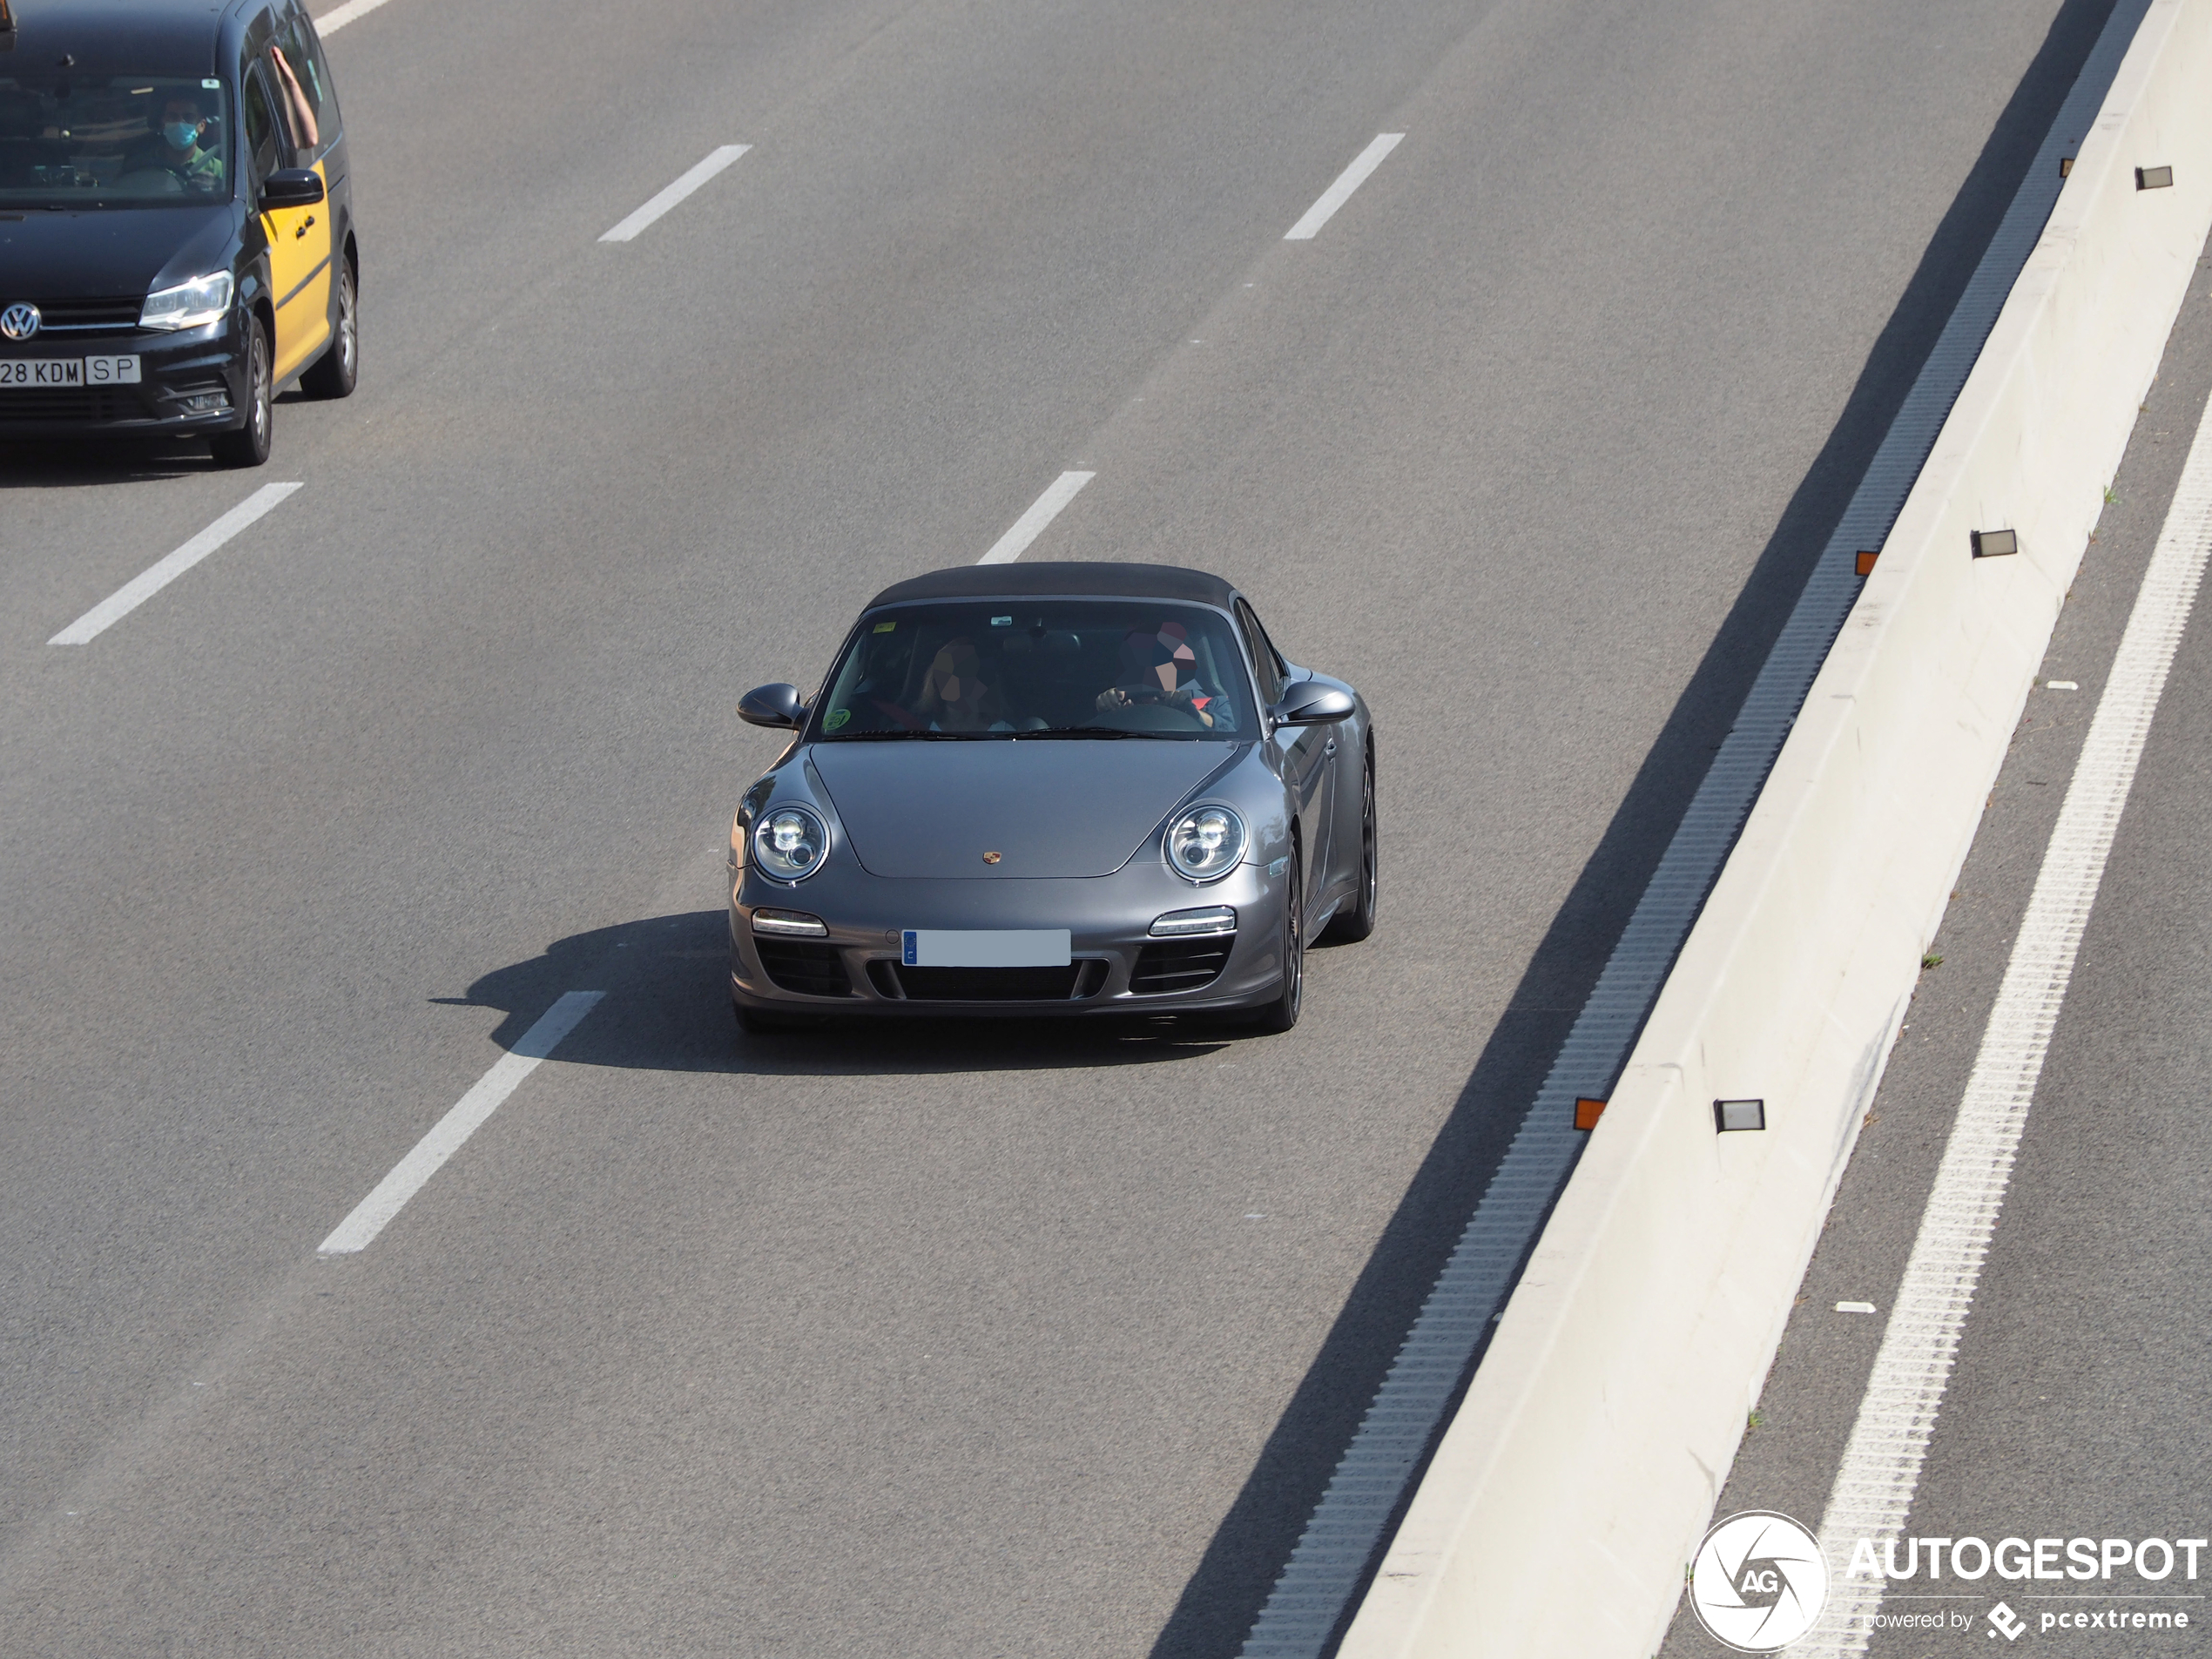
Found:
[1689,1511,1830,1652]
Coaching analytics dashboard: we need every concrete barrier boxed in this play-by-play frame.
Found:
[1335,3,2212,1654]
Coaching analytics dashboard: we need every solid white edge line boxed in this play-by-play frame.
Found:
[1801,384,2212,1656]
[1284,133,1403,240]
[313,0,391,37]
[48,482,303,645]
[599,145,752,243]
[316,991,604,1256]
[977,470,1094,563]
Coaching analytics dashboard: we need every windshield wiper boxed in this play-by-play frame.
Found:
[823,725,1204,740]
[821,729,994,739]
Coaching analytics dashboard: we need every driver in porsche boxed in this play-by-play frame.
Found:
[1094,620,1236,730]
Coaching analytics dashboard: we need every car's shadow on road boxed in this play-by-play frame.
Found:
[0,435,218,488]
[0,391,317,489]
[435,909,1232,1078]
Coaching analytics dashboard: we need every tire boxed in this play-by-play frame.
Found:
[210,317,272,468]
[1254,843,1305,1033]
[1321,739,1377,944]
[300,258,357,400]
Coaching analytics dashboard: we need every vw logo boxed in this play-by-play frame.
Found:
[0,302,40,341]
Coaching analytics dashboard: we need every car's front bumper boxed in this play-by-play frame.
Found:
[728,857,1286,1016]
[0,316,248,436]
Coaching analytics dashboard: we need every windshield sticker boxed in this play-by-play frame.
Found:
[991,615,1013,626]
[873,620,896,633]
[203,78,221,89]
[825,708,852,731]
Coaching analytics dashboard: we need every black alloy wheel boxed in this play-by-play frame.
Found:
[1323,741,1378,943]
[1256,843,1305,1032]
[211,317,272,468]
[301,260,357,400]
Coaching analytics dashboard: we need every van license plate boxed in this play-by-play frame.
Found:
[0,356,141,388]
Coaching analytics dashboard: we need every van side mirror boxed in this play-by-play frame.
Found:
[258,168,325,211]
[738,683,806,729]
[1271,683,1356,725]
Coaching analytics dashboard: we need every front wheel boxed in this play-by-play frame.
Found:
[210,317,272,468]
[300,259,358,400]
[1254,844,1305,1033]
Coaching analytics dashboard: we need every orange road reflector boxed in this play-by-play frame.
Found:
[1574,1097,1606,1131]
[1855,550,1880,577]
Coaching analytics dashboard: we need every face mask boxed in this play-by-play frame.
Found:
[165,121,199,150]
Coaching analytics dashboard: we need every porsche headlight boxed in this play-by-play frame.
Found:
[1166,805,1246,882]
[752,804,828,881]
[139,271,234,332]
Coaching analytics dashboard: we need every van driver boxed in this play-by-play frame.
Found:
[125,93,224,192]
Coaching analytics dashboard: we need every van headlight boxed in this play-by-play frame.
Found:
[140,272,234,331]
[752,805,829,881]
[1166,806,1246,881]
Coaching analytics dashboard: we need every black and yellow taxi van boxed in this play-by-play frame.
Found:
[0,0,357,465]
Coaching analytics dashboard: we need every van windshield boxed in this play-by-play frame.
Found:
[0,75,232,208]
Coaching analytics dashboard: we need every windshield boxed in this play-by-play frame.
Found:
[0,74,232,208]
[813,600,1258,739]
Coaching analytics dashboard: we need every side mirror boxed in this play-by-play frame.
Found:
[258,168,325,211]
[738,682,806,729]
[1271,683,1356,725]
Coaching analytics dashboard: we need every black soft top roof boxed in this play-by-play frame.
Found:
[865,562,1238,610]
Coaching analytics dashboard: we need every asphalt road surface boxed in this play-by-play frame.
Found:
[1660,232,2212,1659]
[0,0,2140,1652]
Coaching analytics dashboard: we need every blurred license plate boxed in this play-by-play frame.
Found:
[0,356,141,387]
[902,929,1070,968]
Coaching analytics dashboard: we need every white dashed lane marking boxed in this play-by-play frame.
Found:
[1284,133,1402,240]
[599,145,752,243]
[313,0,394,36]
[48,482,302,645]
[977,471,1093,564]
[318,991,604,1256]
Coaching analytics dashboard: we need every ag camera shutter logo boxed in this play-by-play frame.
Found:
[1689,1510,1830,1651]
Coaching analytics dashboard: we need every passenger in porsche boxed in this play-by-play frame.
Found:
[916,639,1011,732]
[1095,620,1237,730]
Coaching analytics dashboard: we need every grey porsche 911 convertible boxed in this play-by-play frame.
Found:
[727,563,1374,1031]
